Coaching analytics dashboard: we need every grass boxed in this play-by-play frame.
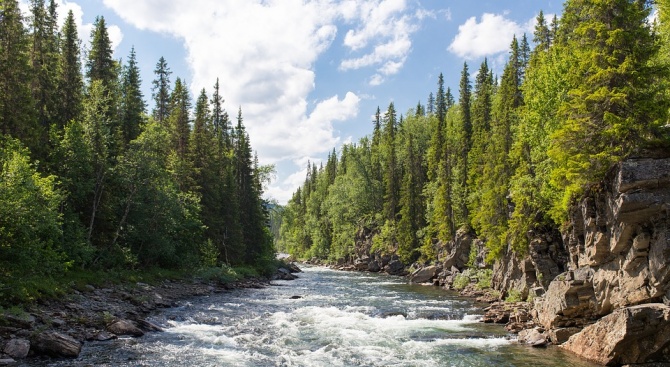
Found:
[0,259,285,309]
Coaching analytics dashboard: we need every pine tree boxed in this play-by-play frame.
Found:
[436,73,447,124]
[29,0,60,151]
[467,59,494,221]
[168,78,191,158]
[426,92,435,114]
[534,10,551,52]
[86,16,116,89]
[57,10,83,128]
[119,47,145,146]
[0,0,36,146]
[457,62,472,224]
[382,102,399,222]
[211,78,230,149]
[151,56,171,124]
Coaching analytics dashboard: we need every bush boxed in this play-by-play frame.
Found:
[453,272,471,290]
[505,288,523,303]
[475,269,492,290]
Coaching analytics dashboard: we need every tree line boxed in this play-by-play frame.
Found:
[0,0,274,303]
[278,0,670,265]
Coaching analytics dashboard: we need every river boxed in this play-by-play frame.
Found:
[22,265,598,366]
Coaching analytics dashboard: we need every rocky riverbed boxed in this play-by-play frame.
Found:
[0,264,301,365]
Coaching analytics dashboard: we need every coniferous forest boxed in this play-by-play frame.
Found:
[0,0,274,305]
[278,0,670,264]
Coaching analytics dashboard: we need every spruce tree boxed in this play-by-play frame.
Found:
[382,102,399,223]
[120,47,146,146]
[0,0,36,146]
[86,16,116,89]
[457,62,472,224]
[151,56,171,124]
[29,0,60,149]
[57,10,83,128]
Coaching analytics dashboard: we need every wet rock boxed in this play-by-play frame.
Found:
[547,327,581,344]
[482,302,511,324]
[1,314,36,330]
[354,257,370,271]
[289,295,302,299]
[561,304,670,365]
[409,266,439,284]
[384,260,405,276]
[136,319,164,332]
[517,327,548,347]
[85,331,117,341]
[0,358,16,365]
[275,267,298,280]
[3,339,29,359]
[367,260,381,272]
[31,331,81,358]
[107,319,144,337]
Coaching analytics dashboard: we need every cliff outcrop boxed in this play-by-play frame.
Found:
[534,157,670,365]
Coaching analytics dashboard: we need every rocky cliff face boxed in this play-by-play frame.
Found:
[533,157,670,364]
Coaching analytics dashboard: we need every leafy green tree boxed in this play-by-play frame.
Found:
[0,138,65,301]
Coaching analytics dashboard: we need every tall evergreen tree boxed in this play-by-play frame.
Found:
[86,16,116,89]
[29,0,60,149]
[119,47,145,146]
[168,78,191,159]
[0,0,36,146]
[426,92,435,115]
[457,62,472,224]
[57,10,83,128]
[151,56,171,124]
[382,102,399,222]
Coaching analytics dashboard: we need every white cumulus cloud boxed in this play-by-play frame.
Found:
[101,0,425,202]
[448,13,531,60]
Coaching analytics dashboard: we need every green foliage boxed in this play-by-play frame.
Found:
[475,269,492,290]
[505,288,523,303]
[452,271,471,290]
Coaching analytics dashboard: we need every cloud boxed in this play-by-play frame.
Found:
[101,0,425,202]
[339,0,427,85]
[448,13,530,60]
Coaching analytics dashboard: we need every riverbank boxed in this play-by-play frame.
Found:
[0,264,301,364]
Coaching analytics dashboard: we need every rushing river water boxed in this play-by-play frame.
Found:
[24,266,598,367]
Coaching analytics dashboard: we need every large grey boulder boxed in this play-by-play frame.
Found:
[107,319,144,337]
[31,331,81,358]
[3,338,30,359]
[561,304,670,365]
[409,266,439,284]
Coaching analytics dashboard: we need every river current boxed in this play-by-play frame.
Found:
[24,266,597,366]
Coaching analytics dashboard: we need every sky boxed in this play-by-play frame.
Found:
[19,0,564,204]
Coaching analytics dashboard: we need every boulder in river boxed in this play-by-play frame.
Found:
[409,266,439,284]
[3,338,30,359]
[385,260,405,275]
[107,319,145,337]
[561,303,670,365]
[31,331,81,358]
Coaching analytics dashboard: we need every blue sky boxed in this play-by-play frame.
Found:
[20,0,563,204]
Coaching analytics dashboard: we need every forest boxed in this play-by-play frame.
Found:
[278,0,670,265]
[0,0,275,305]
